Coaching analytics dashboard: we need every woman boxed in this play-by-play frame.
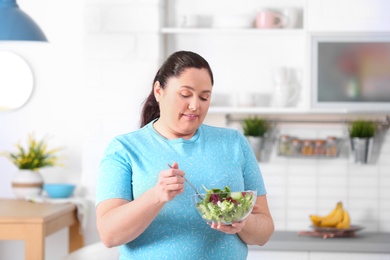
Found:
[96,50,274,259]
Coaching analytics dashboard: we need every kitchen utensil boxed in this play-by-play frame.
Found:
[236,92,256,107]
[272,67,300,107]
[213,14,254,28]
[177,14,199,28]
[256,10,287,29]
[282,8,300,28]
[167,164,203,199]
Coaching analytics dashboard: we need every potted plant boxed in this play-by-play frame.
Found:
[1,133,62,198]
[242,116,271,161]
[349,119,376,163]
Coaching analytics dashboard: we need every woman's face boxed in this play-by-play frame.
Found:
[153,68,213,140]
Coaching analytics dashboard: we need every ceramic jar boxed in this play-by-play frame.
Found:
[12,169,43,199]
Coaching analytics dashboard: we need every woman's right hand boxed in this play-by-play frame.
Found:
[154,162,185,202]
[96,161,186,247]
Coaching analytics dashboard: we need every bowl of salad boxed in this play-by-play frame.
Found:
[193,186,257,225]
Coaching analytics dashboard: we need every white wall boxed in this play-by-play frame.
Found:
[0,0,86,258]
[0,0,389,259]
[0,0,161,259]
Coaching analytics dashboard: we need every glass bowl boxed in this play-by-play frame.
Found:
[193,190,257,225]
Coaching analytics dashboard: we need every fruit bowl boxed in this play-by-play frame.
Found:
[193,188,256,225]
[310,225,364,233]
[43,183,75,198]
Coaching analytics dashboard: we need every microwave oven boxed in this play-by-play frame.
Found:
[310,33,390,111]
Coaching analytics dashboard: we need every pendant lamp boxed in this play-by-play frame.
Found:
[0,0,47,41]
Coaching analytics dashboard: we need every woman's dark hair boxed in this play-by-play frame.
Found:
[140,51,214,127]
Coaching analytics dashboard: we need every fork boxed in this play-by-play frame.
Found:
[167,164,203,199]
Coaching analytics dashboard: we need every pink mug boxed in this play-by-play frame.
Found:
[256,11,287,29]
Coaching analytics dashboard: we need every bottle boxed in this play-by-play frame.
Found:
[301,140,314,156]
[314,139,326,156]
[326,136,338,157]
[278,135,291,155]
[291,138,302,156]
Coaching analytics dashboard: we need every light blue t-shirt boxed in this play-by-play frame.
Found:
[96,120,266,260]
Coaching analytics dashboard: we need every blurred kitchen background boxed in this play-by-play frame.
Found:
[1,0,390,259]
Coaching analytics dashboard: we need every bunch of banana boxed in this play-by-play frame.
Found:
[309,201,351,229]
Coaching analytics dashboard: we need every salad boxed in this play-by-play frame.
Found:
[195,186,256,224]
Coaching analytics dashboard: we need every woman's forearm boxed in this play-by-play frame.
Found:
[238,213,274,245]
[96,166,186,247]
[237,196,274,245]
[96,187,166,247]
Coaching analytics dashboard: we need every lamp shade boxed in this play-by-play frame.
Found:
[0,0,47,41]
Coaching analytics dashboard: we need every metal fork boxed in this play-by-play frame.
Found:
[167,164,203,199]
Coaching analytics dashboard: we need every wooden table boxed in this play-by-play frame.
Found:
[0,199,84,260]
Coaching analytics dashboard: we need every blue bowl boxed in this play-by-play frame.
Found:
[43,183,75,198]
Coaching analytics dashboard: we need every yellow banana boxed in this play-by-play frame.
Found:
[336,209,351,229]
[309,202,343,227]
[319,203,344,227]
[309,215,322,226]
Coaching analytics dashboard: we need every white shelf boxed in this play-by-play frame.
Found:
[208,106,350,115]
[161,27,305,35]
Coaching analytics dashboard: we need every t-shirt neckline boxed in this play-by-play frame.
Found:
[147,119,201,143]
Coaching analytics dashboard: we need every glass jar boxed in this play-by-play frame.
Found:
[278,135,291,155]
[301,140,314,156]
[326,136,338,157]
[314,139,326,156]
[291,139,302,156]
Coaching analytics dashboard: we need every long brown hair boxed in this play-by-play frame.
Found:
[140,51,214,127]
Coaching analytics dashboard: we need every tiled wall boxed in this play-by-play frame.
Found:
[205,116,390,233]
[260,125,390,232]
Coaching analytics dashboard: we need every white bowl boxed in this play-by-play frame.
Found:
[212,15,254,29]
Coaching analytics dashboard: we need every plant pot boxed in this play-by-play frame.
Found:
[11,169,44,199]
[246,136,264,161]
[351,137,373,164]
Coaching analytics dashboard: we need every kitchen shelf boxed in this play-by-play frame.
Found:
[161,27,305,35]
[208,106,349,115]
[162,0,312,117]
[224,113,390,128]
[209,106,390,118]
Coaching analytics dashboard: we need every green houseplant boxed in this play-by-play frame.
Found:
[242,117,271,161]
[242,116,270,137]
[1,133,62,198]
[3,133,61,171]
[349,119,376,138]
[348,119,376,164]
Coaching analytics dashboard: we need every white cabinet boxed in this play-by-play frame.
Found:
[247,250,390,260]
[247,250,309,260]
[161,0,308,114]
[160,0,390,138]
[307,0,390,32]
[161,0,390,116]
[309,252,390,260]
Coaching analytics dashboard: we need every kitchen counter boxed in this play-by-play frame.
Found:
[249,231,390,254]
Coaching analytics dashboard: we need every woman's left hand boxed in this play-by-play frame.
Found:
[209,221,246,234]
[209,204,262,234]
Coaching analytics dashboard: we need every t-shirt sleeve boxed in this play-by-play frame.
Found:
[95,137,133,206]
[236,131,267,196]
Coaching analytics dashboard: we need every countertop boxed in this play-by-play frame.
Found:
[248,231,390,254]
